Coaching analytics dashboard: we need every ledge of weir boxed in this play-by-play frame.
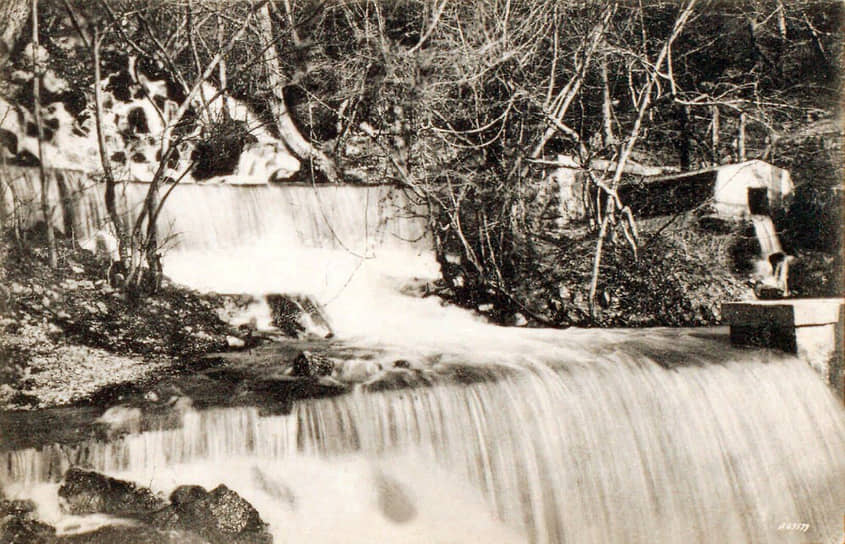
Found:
[722,297,844,398]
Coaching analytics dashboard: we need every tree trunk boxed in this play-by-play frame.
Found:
[32,0,57,269]
[600,54,615,148]
[738,112,747,161]
[711,105,720,165]
[1,0,29,68]
[256,3,339,183]
[677,104,691,170]
[217,15,229,119]
[92,33,130,267]
[54,171,76,243]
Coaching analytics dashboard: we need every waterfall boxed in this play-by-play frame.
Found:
[3,167,844,543]
[2,332,844,543]
[1,167,456,339]
[750,214,782,257]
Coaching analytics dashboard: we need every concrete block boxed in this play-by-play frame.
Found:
[722,298,844,395]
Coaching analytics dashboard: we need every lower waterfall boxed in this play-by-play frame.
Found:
[2,330,844,543]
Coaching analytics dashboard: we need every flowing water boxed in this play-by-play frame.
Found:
[751,214,782,257]
[1,169,844,543]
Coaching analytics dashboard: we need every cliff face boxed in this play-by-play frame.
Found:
[1,41,299,184]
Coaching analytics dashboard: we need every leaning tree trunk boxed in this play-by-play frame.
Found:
[256,3,339,183]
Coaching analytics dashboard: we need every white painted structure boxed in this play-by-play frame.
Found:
[635,159,794,218]
[546,158,794,225]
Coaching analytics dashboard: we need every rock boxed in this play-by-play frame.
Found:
[69,264,85,275]
[291,350,335,377]
[0,499,36,516]
[226,335,245,349]
[558,285,571,300]
[363,368,434,392]
[96,405,142,436]
[315,376,350,395]
[191,331,212,341]
[58,468,166,517]
[168,396,194,412]
[393,359,412,369]
[170,485,208,506]
[0,384,18,404]
[266,294,333,338]
[206,485,265,534]
[10,282,26,295]
[478,303,494,312]
[512,312,528,327]
[61,278,78,290]
[375,471,417,524]
[152,484,270,544]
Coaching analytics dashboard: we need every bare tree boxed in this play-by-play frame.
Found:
[63,0,265,295]
[585,0,700,319]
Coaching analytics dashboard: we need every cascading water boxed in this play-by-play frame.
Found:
[750,214,782,257]
[2,330,844,543]
[2,168,844,543]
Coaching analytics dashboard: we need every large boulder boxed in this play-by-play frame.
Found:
[266,294,332,339]
[151,484,271,544]
[58,468,166,517]
[291,351,335,377]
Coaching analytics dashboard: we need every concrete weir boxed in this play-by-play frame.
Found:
[722,298,844,396]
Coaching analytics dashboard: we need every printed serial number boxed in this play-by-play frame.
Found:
[776,522,809,532]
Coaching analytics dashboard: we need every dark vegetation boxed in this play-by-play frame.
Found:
[2,228,231,359]
[1,0,842,328]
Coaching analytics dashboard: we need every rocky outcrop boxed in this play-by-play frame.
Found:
[266,294,333,339]
[55,470,272,544]
[58,468,166,517]
[1,37,299,183]
[150,484,271,544]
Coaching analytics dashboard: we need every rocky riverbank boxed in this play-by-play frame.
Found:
[1,468,272,544]
[0,234,245,411]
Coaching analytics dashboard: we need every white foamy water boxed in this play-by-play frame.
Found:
[2,169,844,543]
[2,169,495,344]
[751,214,782,257]
[3,339,844,543]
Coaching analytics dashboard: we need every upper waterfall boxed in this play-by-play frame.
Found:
[1,167,489,341]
